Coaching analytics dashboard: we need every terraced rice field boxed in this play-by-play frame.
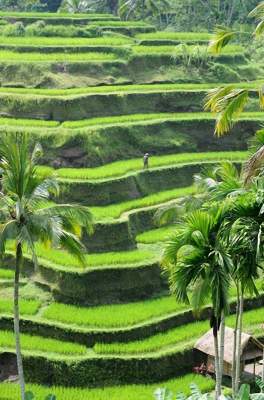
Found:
[0,9,263,397]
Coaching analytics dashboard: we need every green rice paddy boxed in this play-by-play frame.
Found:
[91,186,194,221]
[0,298,40,316]
[0,374,214,400]
[133,44,244,55]
[40,151,247,181]
[0,50,118,62]
[0,81,261,96]
[0,36,134,47]
[137,225,177,244]
[0,12,117,19]
[0,268,14,279]
[0,117,59,128]
[0,331,87,356]
[94,307,264,355]
[136,32,212,41]
[42,295,184,329]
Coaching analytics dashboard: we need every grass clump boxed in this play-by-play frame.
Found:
[94,307,264,355]
[0,50,118,62]
[44,151,248,181]
[91,186,194,221]
[0,374,214,400]
[0,331,87,356]
[42,295,185,328]
[0,298,40,316]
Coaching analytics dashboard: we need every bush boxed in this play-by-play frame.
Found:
[1,21,25,36]
[208,62,241,82]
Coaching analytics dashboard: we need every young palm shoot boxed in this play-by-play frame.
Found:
[0,134,93,400]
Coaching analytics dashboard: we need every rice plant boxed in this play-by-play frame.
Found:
[0,268,14,279]
[133,44,244,56]
[42,295,185,328]
[94,307,264,355]
[0,374,214,400]
[0,331,87,356]
[137,225,178,244]
[0,50,118,62]
[0,298,41,316]
[136,32,212,41]
[0,36,134,46]
[42,151,248,181]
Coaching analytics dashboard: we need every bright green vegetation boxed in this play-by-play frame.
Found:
[0,298,40,316]
[0,50,118,62]
[133,44,244,55]
[0,374,214,400]
[0,331,87,356]
[0,268,14,279]
[91,186,194,221]
[94,307,264,355]
[0,82,261,96]
[90,21,152,27]
[20,243,155,269]
[0,118,59,128]
[40,151,248,181]
[0,12,116,19]
[0,36,134,47]
[137,226,177,244]
[62,112,264,130]
[136,32,212,41]
[42,295,184,329]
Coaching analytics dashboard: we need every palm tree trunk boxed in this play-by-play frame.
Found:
[262,348,264,393]
[234,291,244,394]
[232,284,240,396]
[14,242,25,400]
[219,312,225,386]
[213,330,221,399]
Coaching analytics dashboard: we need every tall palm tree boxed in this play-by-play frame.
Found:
[204,2,264,140]
[162,208,232,399]
[60,0,90,13]
[0,134,93,400]
[119,0,170,20]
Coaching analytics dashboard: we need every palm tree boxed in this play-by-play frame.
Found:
[162,208,232,399]
[204,2,264,139]
[0,134,93,400]
[119,0,170,20]
[60,0,90,13]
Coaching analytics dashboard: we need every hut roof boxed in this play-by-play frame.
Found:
[194,327,263,364]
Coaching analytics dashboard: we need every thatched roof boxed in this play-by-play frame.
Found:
[194,327,263,364]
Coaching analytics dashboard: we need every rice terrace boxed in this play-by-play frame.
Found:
[0,0,264,399]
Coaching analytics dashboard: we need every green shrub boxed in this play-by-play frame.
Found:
[1,21,25,36]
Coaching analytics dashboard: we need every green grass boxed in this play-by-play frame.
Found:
[0,298,40,316]
[136,32,212,41]
[137,225,178,244]
[94,306,264,355]
[90,21,153,27]
[0,36,133,47]
[18,243,155,270]
[91,186,196,221]
[42,295,185,329]
[0,330,87,356]
[0,374,214,400]
[0,81,261,96]
[39,151,248,181]
[0,50,118,62]
[133,44,244,55]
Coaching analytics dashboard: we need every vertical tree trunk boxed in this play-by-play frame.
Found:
[219,313,225,387]
[262,348,264,392]
[14,242,25,400]
[234,292,244,394]
[232,284,240,397]
[214,331,221,399]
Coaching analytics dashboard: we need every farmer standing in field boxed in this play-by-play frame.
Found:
[143,153,149,169]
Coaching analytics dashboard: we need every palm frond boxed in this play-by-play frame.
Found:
[204,86,234,112]
[208,25,236,54]
[0,220,17,255]
[243,145,264,185]
[59,230,86,266]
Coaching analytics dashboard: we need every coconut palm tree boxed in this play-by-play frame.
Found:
[0,134,93,400]
[162,207,232,399]
[119,0,170,20]
[60,0,90,13]
[204,2,264,140]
